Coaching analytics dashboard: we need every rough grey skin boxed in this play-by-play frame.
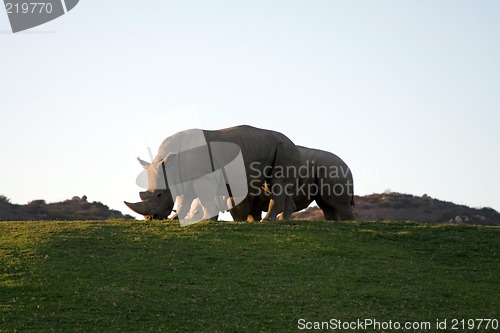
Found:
[124,125,302,221]
[230,145,355,221]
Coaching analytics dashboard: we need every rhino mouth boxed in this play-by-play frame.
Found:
[124,200,173,220]
[145,213,166,220]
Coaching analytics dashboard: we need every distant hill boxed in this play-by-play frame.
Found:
[0,195,134,221]
[292,192,500,226]
[2,193,499,225]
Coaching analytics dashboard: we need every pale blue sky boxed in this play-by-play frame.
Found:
[1,1,499,218]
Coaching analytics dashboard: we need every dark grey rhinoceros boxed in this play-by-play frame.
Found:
[230,145,355,221]
[124,125,302,222]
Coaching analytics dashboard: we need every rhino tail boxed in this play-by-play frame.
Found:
[350,194,355,207]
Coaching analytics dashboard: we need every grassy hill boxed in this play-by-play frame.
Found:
[1,220,498,332]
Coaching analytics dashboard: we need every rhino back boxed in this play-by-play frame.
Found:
[204,125,301,183]
[204,126,289,162]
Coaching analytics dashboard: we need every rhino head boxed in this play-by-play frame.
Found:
[124,189,173,220]
[124,156,176,220]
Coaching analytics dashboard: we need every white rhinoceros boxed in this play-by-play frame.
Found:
[124,125,302,222]
[230,145,355,221]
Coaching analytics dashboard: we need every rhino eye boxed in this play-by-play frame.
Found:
[156,193,162,198]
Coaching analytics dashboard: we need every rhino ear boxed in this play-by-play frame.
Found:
[137,157,150,169]
[159,152,177,167]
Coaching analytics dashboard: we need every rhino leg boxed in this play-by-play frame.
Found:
[176,195,195,220]
[316,197,354,221]
[229,206,247,221]
[193,176,220,220]
[229,195,262,222]
[281,196,296,220]
[262,141,302,221]
[261,188,292,221]
[321,206,339,221]
[261,199,275,221]
[248,194,269,221]
[249,210,262,221]
[334,202,355,221]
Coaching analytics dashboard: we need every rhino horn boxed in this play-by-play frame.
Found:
[124,201,151,215]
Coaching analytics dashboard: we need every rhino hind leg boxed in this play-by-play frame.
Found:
[315,186,355,221]
[316,196,344,221]
[316,199,339,221]
[317,198,354,221]
[334,203,355,221]
[281,196,296,220]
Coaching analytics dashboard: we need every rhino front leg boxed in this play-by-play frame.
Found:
[261,141,301,221]
[261,181,296,221]
[168,196,184,220]
[262,197,281,221]
[193,175,220,220]
[176,195,195,220]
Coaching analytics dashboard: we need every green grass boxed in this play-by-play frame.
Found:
[0,220,498,332]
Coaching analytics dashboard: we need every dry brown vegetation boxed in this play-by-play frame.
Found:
[292,192,500,226]
[0,195,134,221]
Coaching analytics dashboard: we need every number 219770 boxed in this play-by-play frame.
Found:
[5,2,53,14]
